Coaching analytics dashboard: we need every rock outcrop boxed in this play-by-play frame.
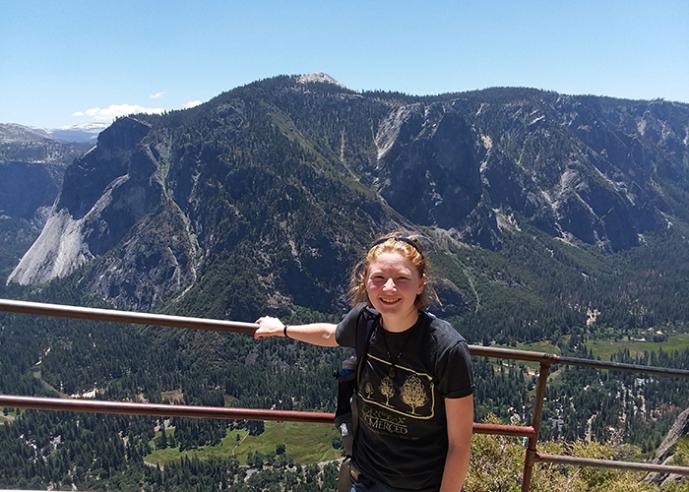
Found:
[0,123,84,279]
[645,406,689,486]
[8,117,200,308]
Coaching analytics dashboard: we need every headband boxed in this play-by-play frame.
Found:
[370,236,424,256]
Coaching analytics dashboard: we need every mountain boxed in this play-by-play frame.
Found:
[7,76,689,330]
[0,123,88,161]
[0,124,87,282]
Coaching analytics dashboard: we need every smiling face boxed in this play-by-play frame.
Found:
[366,251,426,331]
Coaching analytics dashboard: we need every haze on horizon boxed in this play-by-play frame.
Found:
[1,0,688,129]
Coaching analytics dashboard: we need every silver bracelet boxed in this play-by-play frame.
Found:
[283,324,289,338]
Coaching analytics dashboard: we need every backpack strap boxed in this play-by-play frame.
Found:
[335,306,377,492]
[354,306,378,386]
[351,306,377,441]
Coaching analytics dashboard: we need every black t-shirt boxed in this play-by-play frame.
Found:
[336,303,473,492]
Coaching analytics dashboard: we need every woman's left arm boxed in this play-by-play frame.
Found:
[439,394,474,492]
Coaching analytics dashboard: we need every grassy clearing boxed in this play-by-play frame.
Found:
[145,421,340,466]
[31,367,68,397]
[223,394,239,407]
[494,332,689,366]
[585,332,689,361]
[513,341,560,355]
[490,340,560,371]
[492,340,560,355]
[160,389,184,404]
[0,408,18,425]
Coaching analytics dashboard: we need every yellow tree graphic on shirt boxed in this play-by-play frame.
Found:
[380,376,395,405]
[401,375,428,414]
[363,382,374,399]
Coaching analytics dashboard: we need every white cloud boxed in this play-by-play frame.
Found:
[70,98,204,126]
[149,91,165,100]
[71,104,165,123]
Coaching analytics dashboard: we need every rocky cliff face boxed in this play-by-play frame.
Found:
[366,93,688,251]
[0,124,85,281]
[646,406,689,486]
[7,77,689,315]
[8,117,199,308]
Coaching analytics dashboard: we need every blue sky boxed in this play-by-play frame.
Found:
[1,0,688,129]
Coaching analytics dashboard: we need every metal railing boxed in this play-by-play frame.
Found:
[1,298,689,490]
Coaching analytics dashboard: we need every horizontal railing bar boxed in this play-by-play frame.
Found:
[469,346,560,364]
[0,394,333,424]
[470,346,689,378]
[0,298,258,335]
[555,355,689,378]
[473,423,536,438]
[3,299,689,378]
[536,452,689,476]
[0,394,534,437]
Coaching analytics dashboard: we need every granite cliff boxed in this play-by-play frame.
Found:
[0,124,85,281]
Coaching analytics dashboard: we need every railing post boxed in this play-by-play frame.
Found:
[521,360,551,492]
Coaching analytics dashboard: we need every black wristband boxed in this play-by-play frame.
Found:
[283,324,289,338]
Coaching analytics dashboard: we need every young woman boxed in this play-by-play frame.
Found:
[255,234,474,492]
